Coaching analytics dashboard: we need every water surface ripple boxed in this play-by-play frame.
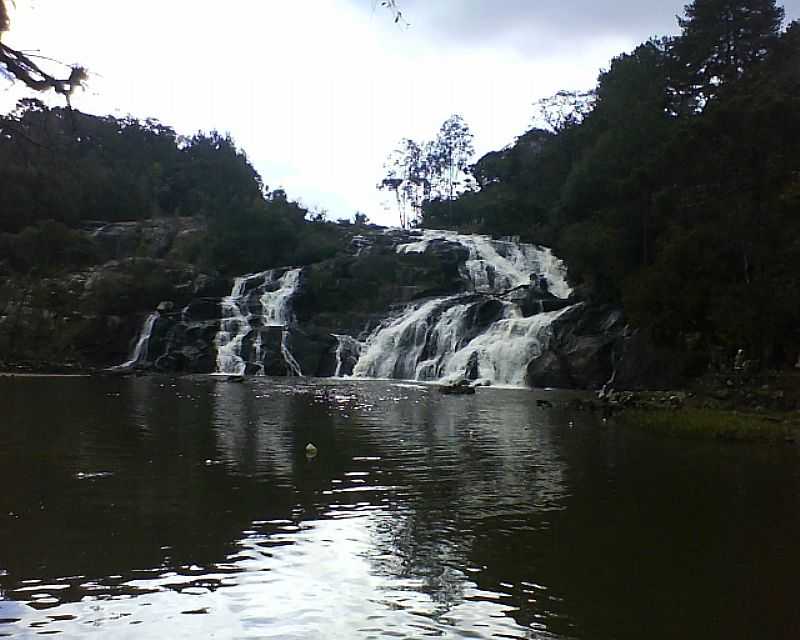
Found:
[1,376,799,639]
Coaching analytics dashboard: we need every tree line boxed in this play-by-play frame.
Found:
[0,100,344,276]
[414,0,800,369]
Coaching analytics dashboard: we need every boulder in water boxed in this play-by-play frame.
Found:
[438,379,476,395]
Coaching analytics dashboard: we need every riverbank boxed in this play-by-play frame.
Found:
[617,407,800,443]
[604,371,800,443]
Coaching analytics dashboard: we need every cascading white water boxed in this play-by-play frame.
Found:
[113,312,159,369]
[214,268,304,376]
[265,268,304,377]
[215,272,264,375]
[436,305,574,386]
[261,268,301,327]
[397,229,571,298]
[352,296,464,380]
[353,230,574,386]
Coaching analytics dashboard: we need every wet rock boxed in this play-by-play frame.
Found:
[465,351,480,381]
[526,304,624,390]
[611,327,701,391]
[439,379,476,395]
[85,218,205,262]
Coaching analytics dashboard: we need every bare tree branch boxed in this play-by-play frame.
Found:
[374,0,409,26]
[0,0,87,99]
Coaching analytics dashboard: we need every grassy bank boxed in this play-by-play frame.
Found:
[617,408,800,443]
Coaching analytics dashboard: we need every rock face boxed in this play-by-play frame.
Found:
[525,303,697,391]
[0,253,226,372]
[0,220,694,389]
[526,304,625,390]
[82,218,205,263]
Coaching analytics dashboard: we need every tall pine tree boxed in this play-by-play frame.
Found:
[669,0,785,112]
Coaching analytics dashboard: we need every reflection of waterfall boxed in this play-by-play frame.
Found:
[353,230,574,385]
[211,379,296,478]
[213,268,303,376]
[112,312,159,369]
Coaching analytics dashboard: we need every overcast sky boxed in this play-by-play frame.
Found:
[2,0,799,225]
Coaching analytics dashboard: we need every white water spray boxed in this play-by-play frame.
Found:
[352,230,574,385]
[214,268,304,376]
[215,272,264,375]
[112,312,159,369]
[397,229,571,298]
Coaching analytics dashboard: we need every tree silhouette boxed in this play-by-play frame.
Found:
[0,0,87,98]
[669,0,785,111]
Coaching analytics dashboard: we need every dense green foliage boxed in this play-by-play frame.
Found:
[0,100,342,275]
[421,0,800,368]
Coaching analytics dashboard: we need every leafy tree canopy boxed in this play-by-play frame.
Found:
[0,100,344,276]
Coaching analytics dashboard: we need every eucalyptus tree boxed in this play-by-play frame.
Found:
[379,138,431,229]
[431,114,475,200]
[379,115,475,228]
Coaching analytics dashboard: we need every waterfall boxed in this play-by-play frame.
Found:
[261,268,301,327]
[113,312,159,369]
[352,230,574,386]
[215,272,262,376]
[436,305,574,386]
[397,229,570,297]
[267,269,304,377]
[214,268,303,376]
[352,296,465,380]
[281,331,303,377]
[333,334,364,377]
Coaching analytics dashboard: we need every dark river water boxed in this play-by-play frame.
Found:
[1,376,799,639]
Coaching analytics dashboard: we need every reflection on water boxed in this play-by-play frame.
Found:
[1,376,799,639]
